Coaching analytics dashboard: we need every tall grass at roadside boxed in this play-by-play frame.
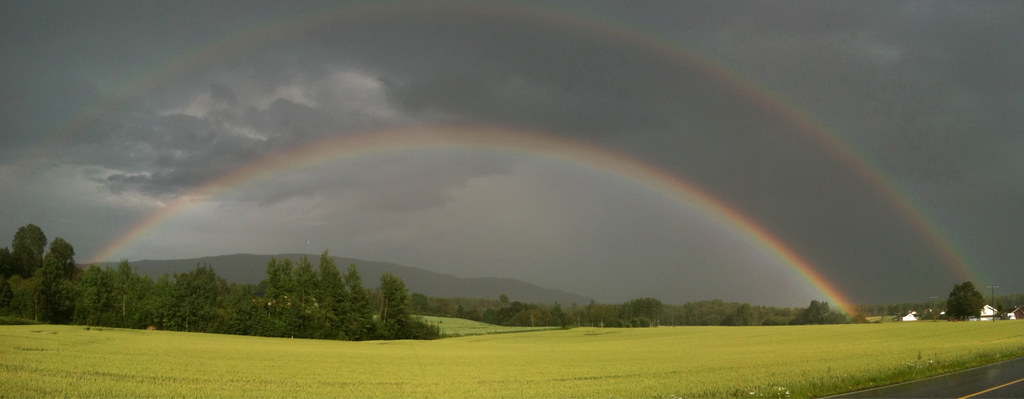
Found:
[2,321,1024,398]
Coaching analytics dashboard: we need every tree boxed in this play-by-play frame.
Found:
[724,303,756,326]
[620,297,664,327]
[292,255,318,337]
[0,247,13,278]
[74,265,118,326]
[264,258,294,305]
[12,224,46,278]
[7,275,40,320]
[379,272,410,339]
[36,254,73,323]
[112,259,152,328]
[149,274,176,330]
[797,300,829,324]
[410,293,430,315]
[315,251,345,339]
[261,258,294,337]
[794,300,847,325]
[172,264,223,332]
[550,303,569,328]
[947,281,985,320]
[342,264,377,340]
[0,277,13,313]
[680,299,730,326]
[44,237,76,279]
[215,283,257,335]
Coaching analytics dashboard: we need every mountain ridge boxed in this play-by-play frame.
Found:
[110,253,591,305]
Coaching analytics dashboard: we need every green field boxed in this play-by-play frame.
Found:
[418,315,559,336]
[3,322,1024,398]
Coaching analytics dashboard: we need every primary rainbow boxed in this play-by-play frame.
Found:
[87,124,857,315]
[33,2,971,310]
[27,2,977,285]
[577,5,978,283]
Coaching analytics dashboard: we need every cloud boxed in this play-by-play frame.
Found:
[3,1,1023,304]
[73,66,418,200]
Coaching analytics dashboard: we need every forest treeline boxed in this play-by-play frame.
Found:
[0,224,851,340]
[0,224,437,339]
[412,295,849,327]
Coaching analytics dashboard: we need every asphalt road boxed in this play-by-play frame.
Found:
[830,356,1024,398]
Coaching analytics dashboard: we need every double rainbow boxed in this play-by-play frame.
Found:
[25,2,973,313]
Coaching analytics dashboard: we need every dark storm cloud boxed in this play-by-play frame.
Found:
[2,1,1021,305]
[720,2,1024,295]
[309,1,1024,302]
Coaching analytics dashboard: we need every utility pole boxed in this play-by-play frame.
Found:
[987,285,999,322]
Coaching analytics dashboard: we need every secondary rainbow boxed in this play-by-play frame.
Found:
[24,2,978,284]
[87,125,857,315]
[589,11,979,283]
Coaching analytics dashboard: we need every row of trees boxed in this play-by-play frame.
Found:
[0,224,78,323]
[1,224,850,339]
[71,254,436,340]
[412,295,849,327]
[0,225,437,339]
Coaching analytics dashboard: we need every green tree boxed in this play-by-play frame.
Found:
[261,258,295,337]
[215,283,257,335]
[947,281,985,320]
[379,272,410,339]
[342,264,377,340]
[410,293,430,315]
[724,303,755,326]
[112,260,153,328]
[620,297,664,327]
[680,299,729,326]
[0,247,13,279]
[73,265,118,326]
[550,303,569,328]
[795,300,848,325]
[12,224,47,278]
[508,306,545,327]
[292,255,318,337]
[36,255,73,323]
[148,274,175,330]
[0,277,14,313]
[582,300,619,327]
[315,251,345,339]
[172,264,223,332]
[44,237,76,279]
[7,275,40,320]
[265,257,294,304]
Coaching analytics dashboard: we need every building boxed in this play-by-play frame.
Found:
[899,311,918,322]
[979,305,999,321]
[1007,307,1024,320]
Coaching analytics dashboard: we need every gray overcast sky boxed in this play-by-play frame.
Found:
[2,1,1021,306]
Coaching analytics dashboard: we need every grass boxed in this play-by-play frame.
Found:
[417,315,559,336]
[3,321,1024,398]
[0,316,40,325]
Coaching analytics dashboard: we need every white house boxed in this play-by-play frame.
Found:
[900,311,919,322]
[979,305,999,321]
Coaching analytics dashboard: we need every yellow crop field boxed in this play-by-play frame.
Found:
[3,322,1024,398]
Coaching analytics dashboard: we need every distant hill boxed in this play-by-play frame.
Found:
[111,254,591,305]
